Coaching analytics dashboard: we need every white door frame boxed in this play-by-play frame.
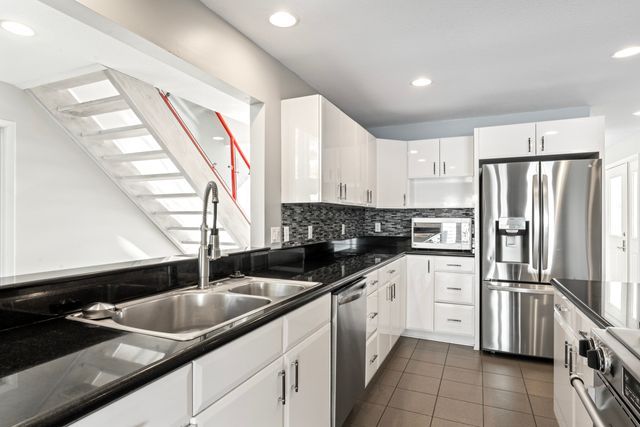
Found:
[0,119,16,278]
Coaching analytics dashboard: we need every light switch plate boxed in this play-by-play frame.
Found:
[270,227,281,244]
[341,224,346,235]
[307,225,313,239]
[375,222,381,232]
[283,226,290,242]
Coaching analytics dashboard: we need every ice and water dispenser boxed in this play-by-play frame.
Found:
[495,217,529,263]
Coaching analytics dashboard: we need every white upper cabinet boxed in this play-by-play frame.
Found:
[477,116,604,160]
[282,94,372,206]
[408,137,473,178]
[366,132,377,206]
[477,122,536,159]
[535,116,604,156]
[377,139,408,208]
[408,139,440,178]
[440,136,473,177]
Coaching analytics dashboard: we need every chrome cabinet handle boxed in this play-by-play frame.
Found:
[446,287,462,291]
[278,370,286,404]
[403,193,406,206]
[433,162,436,175]
[554,303,568,313]
[446,264,462,267]
[568,345,574,375]
[443,161,446,175]
[293,360,299,392]
[564,341,569,368]
[570,375,607,427]
[427,259,431,273]
[338,183,343,200]
[388,269,396,274]
[541,135,545,151]
[618,240,627,251]
[370,354,378,365]
[344,184,347,199]
[368,312,378,319]
[528,137,531,152]
[447,318,462,323]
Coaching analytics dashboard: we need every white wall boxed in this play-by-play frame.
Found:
[606,131,640,165]
[76,0,317,246]
[0,82,178,277]
[370,106,591,140]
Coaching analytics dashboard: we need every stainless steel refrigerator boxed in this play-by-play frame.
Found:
[481,159,602,358]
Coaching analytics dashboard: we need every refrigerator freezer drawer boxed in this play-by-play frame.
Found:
[481,281,554,358]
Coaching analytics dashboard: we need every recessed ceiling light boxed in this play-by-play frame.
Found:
[612,46,640,59]
[633,111,640,117]
[0,20,35,37]
[269,11,297,28]
[409,150,418,154]
[417,158,426,162]
[213,136,225,141]
[411,77,432,87]
[545,131,559,136]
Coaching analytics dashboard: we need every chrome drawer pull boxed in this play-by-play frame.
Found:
[278,370,286,405]
[446,287,462,291]
[370,354,378,365]
[388,269,396,274]
[554,303,568,312]
[368,312,378,319]
[446,264,462,267]
[447,318,462,323]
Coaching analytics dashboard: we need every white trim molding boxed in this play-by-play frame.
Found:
[0,119,16,278]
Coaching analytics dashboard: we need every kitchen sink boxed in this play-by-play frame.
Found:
[112,291,270,335]
[66,277,319,341]
[229,282,306,298]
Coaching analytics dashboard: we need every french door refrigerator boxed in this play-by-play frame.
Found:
[481,159,602,358]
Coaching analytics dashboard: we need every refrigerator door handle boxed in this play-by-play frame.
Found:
[542,174,550,270]
[532,174,540,271]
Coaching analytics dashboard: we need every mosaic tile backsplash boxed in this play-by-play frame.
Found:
[281,203,474,247]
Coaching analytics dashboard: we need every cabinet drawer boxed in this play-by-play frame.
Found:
[284,294,331,352]
[366,270,380,295]
[192,318,283,414]
[365,332,379,386]
[434,272,473,305]
[381,259,402,281]
[367,290,379,338]
[434,303,474,336]
[433,256,474,273]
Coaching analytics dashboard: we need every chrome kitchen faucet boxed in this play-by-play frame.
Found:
[198,181,221,289]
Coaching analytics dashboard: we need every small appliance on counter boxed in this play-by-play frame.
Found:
[411,217,472,250]
[575,327,640,426]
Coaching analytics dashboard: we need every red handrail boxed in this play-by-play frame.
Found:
[158,90,249,223]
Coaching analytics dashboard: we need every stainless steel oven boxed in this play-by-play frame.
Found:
[411,217,472,250]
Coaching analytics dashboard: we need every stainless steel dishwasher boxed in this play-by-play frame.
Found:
[331,277,367,427]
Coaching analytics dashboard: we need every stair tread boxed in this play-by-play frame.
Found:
[102,150,167,162]
[58,95,127,117]
[82,124,148,141]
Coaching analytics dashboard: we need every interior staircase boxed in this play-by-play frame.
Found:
[29,69,250,255]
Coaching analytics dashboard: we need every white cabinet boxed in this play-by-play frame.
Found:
[434,272,474,305]
[365,332,379,386]
[408,139,440,178]
[366,290,379,339]
[284,324,331,427]
[365,132,377,206]
[406,255,434,332]
[70,366,192,427]
[440,136,473,177]
[434,303,474,336]
[196,358,285,427]
[378,281,393,362]
[477,117,604,160]
[535,116,604,156]
[377,139,408,208]
[282,94,374,206]
[476,122,536,159]
[408,137,473,179]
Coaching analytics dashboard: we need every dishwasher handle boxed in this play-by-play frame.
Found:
[337,281,367,305]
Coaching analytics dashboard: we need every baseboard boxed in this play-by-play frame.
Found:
[402,329,475,347]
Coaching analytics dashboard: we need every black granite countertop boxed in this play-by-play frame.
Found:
[0,237,473,426]
[552,278,640,329]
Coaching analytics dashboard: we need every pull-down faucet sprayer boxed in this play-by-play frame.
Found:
[198,181,221,289]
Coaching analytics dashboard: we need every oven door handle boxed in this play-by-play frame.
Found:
[570,375,606,427]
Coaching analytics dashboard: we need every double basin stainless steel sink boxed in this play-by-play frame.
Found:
[67,277,318,341]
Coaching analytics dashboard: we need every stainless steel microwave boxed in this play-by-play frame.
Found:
[411,218,472,250]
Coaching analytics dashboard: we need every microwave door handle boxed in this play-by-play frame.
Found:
[532,174,540,272]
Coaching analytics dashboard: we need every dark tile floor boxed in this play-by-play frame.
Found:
[346,338,558,427]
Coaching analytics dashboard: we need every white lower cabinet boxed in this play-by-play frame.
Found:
[378,281,393,362]
[70,365,192,427]
[434,303,474,336]
[284,324,331,427]
[406,255,434,332]
[196,357,285,427]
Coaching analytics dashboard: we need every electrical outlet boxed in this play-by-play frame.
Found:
[375,222,381,232]
[341,224,346,235]
[283,226,290,242]
[307,225,313,240]
[270,227,281,244]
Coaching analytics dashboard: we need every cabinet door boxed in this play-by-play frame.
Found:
[281,95,321,203]
[196,358,284,427]
[408,139,440,178]
[70,366,192,427]
[477,123,536,159]
[406,256,434,332]
[440,136,473,177]
[340,114,360,204]
[320,98,343,204]
[377,139,408,208]
[284,324,331,427]
[367,132,377,206]
[536,116,604,156]
[378,282,392,362]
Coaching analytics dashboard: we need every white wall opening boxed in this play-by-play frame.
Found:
[0,119,16,278]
